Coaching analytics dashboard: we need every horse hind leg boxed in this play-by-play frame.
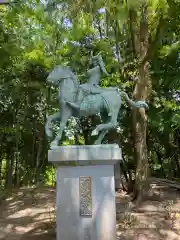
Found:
[94,130,108,145]
[93,114,109,144]
[92,110,119,136]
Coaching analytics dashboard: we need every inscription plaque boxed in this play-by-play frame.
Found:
[79,176,92,216]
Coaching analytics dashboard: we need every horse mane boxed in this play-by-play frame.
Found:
[56,65,79,88]
[56,65,76,78]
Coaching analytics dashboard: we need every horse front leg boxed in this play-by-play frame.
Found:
[45,112,61,138]
[50,109,72,148]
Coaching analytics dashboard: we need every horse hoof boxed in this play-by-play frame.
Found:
[50,141,58,149]
[47,132,53,138]
[45,129,53,138]
[91,129,98,136]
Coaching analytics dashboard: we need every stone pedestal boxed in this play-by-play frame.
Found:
[48,144,122,240]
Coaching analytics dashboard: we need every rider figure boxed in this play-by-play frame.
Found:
[67,53,109,110]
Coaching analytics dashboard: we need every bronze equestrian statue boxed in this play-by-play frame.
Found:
[45,54,148,148]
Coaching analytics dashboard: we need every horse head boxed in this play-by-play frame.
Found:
[47,66,78,86]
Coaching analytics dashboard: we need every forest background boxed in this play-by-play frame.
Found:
[0,0,179,202]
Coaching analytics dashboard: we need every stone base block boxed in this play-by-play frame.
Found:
[48,144,122,240]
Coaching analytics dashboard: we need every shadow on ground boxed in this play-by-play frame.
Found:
[0,187,56,240]
[116,178,180,240]
[0,179,179,240]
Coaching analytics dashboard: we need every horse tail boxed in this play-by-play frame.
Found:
[118,90,149,109]
[120,90,137,107]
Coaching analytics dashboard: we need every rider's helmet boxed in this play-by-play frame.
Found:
[91,53,109,76]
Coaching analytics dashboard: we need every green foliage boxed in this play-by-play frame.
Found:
[0,186,8,202]
[43,166,56,186]
[0,0,179,190]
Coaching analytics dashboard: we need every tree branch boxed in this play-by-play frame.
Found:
[129,8,140,56]
[143,14,165,63]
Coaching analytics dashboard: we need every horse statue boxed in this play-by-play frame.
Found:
[45,56,148,148]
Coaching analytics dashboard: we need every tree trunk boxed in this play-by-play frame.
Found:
[0,136,3,186]
[129,2,151,202]
[0,158,2,186]
[5,155,13,189]
[133,107,149,201]
[36,126,44,184]
[133,61,150,202]
[174,153,180,177]
[14,152,20,187]
[154,146,166,178]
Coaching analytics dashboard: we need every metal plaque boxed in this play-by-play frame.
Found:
[79,176,92,216]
